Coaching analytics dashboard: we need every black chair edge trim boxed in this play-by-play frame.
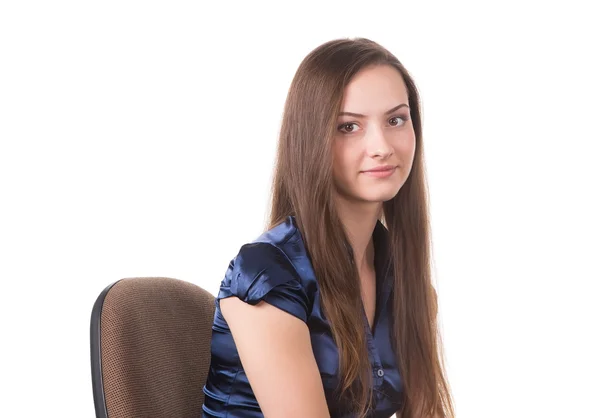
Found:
[90,279,123,418]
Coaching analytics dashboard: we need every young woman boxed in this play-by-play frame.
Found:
[202,37,454,418]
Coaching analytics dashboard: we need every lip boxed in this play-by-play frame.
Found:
[361,165,397,178]
[363,165,396,172]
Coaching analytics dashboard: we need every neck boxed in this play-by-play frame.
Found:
[335,197,382,273]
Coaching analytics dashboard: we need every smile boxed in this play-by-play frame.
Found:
[361,166,397,178]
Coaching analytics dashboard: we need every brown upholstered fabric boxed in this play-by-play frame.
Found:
[100,277,215,418]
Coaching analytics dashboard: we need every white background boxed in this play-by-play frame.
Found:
[1,1,598,417]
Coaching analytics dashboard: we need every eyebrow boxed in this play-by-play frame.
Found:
[338,103,409,118]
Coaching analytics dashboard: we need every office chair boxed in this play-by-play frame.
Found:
[90,277,215,418]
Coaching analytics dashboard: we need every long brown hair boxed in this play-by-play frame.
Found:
[266,37,454,418]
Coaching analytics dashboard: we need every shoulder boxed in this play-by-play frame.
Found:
[218,216,311,322]
[229,241,300,297]
[230,215,301,289]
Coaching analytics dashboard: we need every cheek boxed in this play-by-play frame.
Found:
[396,133,416,157]
[332,144,359,179]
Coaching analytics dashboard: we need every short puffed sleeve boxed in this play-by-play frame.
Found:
[217,242,310,323]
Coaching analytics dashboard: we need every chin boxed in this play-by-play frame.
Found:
[358,190,399,203]
[361,184,402,202]
[370,194,397,203]
[337,183,402,204]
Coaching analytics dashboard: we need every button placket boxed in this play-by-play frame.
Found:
[363,319,384,387]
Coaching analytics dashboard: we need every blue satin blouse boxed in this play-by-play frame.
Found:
[202,215,403,417]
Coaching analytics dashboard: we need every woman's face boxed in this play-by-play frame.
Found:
[332,65,416,206]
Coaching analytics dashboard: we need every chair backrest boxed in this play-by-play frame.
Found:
[90,277,215,418]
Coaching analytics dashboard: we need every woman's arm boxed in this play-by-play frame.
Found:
[220,296,331,418]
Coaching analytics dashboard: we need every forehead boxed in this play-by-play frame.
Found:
[340,65,408,112]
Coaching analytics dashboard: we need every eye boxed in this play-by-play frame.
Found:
[337,122,359,134]
[337,115,409,135]
[389,115,408,126]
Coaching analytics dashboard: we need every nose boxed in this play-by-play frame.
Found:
[366,126,393,159]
